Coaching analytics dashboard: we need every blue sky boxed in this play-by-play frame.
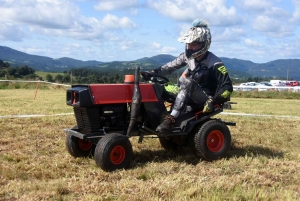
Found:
[0,0,300,63]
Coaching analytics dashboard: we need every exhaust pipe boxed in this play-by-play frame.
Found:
[126,66,142,137]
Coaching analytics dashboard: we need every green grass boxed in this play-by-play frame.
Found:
[1,88,300,200]
[35,71,65,80]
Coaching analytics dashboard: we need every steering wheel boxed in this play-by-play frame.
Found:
[140,71,169,85]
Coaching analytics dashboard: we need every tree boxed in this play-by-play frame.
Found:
[7,67,17,76]
[115,73,121,83]
[109,76,115,83]
[63,74,71,83]
[102,76,108,83]
[46,74,54,82]
[55,74,63,83]
[0,60,9,69]
[18,65,35,76]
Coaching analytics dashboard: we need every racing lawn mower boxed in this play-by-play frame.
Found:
[64,67,235,171]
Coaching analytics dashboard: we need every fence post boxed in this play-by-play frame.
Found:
[34,81,40,100]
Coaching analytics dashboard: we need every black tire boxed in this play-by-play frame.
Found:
[65,133,94,157]
[159,137,178,151]
[223,102,232,110]
[189,120,231,160]
[94,133,133,171]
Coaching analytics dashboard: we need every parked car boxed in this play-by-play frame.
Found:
[286,80,299,86]
[270,80,286,86]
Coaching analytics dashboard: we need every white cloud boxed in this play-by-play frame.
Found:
[94,0,138,11]
[150,42,162,48]
[236,0,273,12]
[0,0,79,29]
[244,38,262,47]
[212,28,246,42]
[0,0,136,42]
[101,14,136,29]
[252,15,293,37]
[0,23,26,41]
[159,46,177,54]
[148,0,243,26]
[148,42,177,54]
[292,0,300,24]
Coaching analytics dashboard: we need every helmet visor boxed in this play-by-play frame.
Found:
[185,42,205,60]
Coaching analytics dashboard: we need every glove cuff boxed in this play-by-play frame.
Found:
[153,66,162,74]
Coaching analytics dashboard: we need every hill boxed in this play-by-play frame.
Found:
[1,45,299,79]
[0,46,104,71]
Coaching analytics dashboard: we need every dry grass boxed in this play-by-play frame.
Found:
[1,89,300,200]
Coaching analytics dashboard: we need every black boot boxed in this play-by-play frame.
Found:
[156,115,175,135]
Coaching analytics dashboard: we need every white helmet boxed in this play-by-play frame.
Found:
[178,19,211,60]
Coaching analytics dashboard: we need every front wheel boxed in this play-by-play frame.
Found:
[94,133,133,171]
[189,120,231,160]
[65,133,94,157]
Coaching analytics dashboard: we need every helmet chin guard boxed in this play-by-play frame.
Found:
[178,19,211,60]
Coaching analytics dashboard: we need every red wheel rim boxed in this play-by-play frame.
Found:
[78,139,93,150]
[110,146,126,165]
[206,130,224,152]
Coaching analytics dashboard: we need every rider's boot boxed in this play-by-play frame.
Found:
[156,115,175,135]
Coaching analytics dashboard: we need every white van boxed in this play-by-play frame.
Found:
[270,80,285,86]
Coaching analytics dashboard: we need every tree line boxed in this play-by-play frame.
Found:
[0,59,283,85]
[0,59,40,80]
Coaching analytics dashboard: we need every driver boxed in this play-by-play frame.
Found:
[153,19,233,135]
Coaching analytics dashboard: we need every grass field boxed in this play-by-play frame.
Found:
[35,71,65,81]
[1,88,300,200]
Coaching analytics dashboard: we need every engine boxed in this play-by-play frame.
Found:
[73,104,129,133]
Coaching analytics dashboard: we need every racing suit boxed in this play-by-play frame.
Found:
[154,51,233,117]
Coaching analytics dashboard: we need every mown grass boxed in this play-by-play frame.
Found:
[1,88,300,200]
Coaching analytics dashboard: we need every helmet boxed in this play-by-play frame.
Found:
[178,19,211,60]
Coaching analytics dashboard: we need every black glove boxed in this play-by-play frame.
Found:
[140,71,152,81]
[152,66,162,74]
[203,99,214,113]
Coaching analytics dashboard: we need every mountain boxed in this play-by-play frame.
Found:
[1,45,300,79]
[220,57,300,79]
[0,46,104,71]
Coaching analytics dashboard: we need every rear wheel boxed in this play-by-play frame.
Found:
[189,120,231,160]
[65,133,94,157]
[94,133,133,171]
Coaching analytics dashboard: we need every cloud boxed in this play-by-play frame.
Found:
[0,0,136,42]
[148,42,177,54]
[252,15,293,37]
[147,0,243,26]
[159,46,177,54]
[0,0,80,29]
[101,14,136,29]
[94,0,138,11]
[213,27,246,42]
[0,23,26,41]
[150,42,162,49]
[236,0,273,12]
[244,38,262,47]
[292,0,300,24]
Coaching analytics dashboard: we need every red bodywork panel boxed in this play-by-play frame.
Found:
[89,84,159,104]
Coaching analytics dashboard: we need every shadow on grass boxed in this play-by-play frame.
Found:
[131,147,201,169]
[228,144,284,159]
[130,144,284,169]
